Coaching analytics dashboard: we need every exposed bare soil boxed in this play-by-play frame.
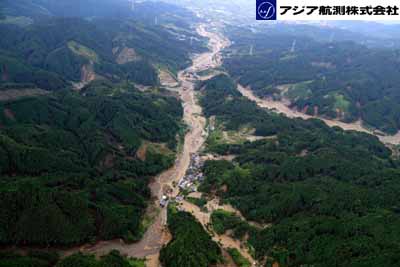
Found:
[237,84,400,145]
[115,47,140,65]
[61,23,226,266]
[73,63,97,90]
[136,143,148,161]
[179,199,256,265]
[159,70,179,88]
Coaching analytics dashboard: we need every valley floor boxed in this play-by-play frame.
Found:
[60,22,236,267]
[59,18,400,267]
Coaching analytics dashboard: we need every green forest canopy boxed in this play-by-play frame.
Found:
[223,26,400,134]
[0,81,183,246]
[160,208,222,267]
[0,250,145,267]
[0,1,206,91]
[198,74,400,267]
[0,0,207,251]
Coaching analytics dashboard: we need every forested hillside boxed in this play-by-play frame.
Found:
[0,0,209,253]
[159,208,222,267]
[0,250,145,267]
[0,81,182,246]
[197,74,400,267]
[0,0,201,24]
[0,0,205,90]
[223,26,400,134]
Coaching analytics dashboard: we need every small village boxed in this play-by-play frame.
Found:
[159,152,205,208]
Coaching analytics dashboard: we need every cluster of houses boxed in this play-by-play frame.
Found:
[178,153,205,192]
[159,153,205,208]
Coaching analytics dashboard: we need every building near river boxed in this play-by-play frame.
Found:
[177,153,205,193]
[160,195,169,207]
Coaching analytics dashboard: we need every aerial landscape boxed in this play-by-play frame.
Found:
[1,0,400,267]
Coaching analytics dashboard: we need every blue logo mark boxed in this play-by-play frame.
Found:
[256,0,277,20]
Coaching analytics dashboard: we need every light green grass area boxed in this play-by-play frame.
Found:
[128,258,146,267]
[68,40,99,62]
[197,68,215,77]
[213,209,235,217]
[332,93,351,112]
[152,98,169,108]
[147,142,175,157]
[137,206,160,238]
[227,248,251,267]
[285,81,312,101]
[210,209,242,235]
[186,197,207,208]
[156,65,179,81]
[206,126,225,148]
[280,53,298,61]
[0,16,33,26]
[207,121,257,150]
[207,127,244,148]
[196,67,224,77]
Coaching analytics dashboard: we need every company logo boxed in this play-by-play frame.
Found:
[256,0,277,20]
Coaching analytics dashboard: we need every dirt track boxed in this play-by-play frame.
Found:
[188,26,400,146]
[178,25,257,266]
[140,23,257,266]
[180,200,256,265]
[237,84,400,145]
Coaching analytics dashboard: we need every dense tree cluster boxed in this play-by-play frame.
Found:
[0,19,157,89]
[210,209,251,240]
[0,250,144,267]
[0,0,207,255]
[0,0,208,264]
[0,82,182,246]
[160,209,222,267]
[0,1,206,91]
[227,248,251,267]
[0,0,201,28]
[223,26,400,134]
[198,74,400,266]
